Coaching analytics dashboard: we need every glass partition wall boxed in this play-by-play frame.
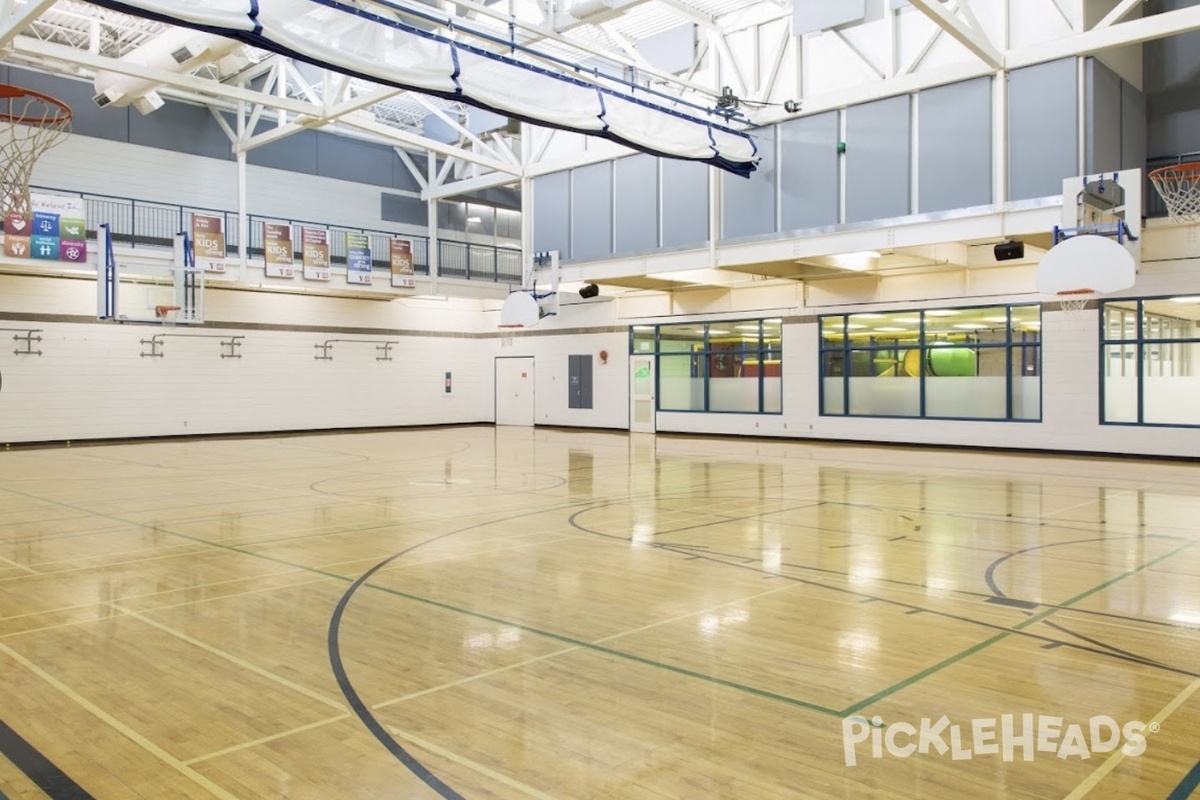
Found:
[821,305,1041,420]
[630,318,783,414]
[1102,297,1200,426]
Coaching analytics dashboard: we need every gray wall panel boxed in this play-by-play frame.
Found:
[845,95,911,223]
[129,101,231,161]
[1086,59,1123,175]
[1144,0,1200,156]
[722,125,776,239]
[780,112,838,229]
[248,129,319,173]
[919,77,992,212]
[316,133,394,187]
[381,193,427,226]
[532,171,570,256]
[661,158,709,248]
[391,157,423,192]
[1009,59,1078,201]
[614,154,658,253]
[11,69,131,144]
[438,201,467,233]
[570,161,613,261]
[1121,81,1147,172]
[793,0,866,36]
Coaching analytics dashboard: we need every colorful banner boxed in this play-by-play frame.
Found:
[301,227,331,281]
[390,237,415,289]
[263,222,294,278]
[3,193,87,263]
[191,214,225,273]
[345,232,372,285]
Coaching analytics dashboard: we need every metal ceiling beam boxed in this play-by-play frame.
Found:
[0,0,57,48]
[1006,2,1200,68]
[423,169,518,201]
[336,113,522,176]
[10,36,315,115]
[1094,0,1143,30]
[907,0,1003,69]
[434,0,719,99]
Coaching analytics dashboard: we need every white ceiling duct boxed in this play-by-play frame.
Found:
[93,28,245,114]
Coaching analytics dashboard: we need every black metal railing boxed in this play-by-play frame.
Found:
[32,186,522,282]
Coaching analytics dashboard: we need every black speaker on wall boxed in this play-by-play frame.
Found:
[993,241,1025,261]
[579,283,600,299]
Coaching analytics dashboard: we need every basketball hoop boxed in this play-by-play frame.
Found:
[1056,289,1094,320]
[156,304,182,328]
[1149,162,1200,224]
[1148,162,1200,225]
[0,85,72,220]
[499,323,522,348]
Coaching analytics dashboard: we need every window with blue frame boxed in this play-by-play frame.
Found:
[820,305,1041,420]
[628,319,783,414]
[1101,297,1200,426]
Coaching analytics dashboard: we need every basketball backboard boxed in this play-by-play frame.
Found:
[96,226,204,324]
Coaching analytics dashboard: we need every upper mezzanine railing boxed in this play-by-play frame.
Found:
[31,186,524,285]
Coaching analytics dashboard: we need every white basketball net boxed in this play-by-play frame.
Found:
[0,88,71,219]
[1057,292,1093,319]
[1149,163,1200,224]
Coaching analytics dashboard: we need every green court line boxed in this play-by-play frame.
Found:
[0,485,844,718]
[840,543,1193,717]
[7,481,1190,725]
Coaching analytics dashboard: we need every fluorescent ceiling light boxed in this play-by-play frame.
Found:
[845,324,867,330]
[735,324,761,331]
[1168,296,1200,303]
[708,329,731,335]
[926,309,959,317]
[874,327,908,333]
[852,313,885,320]
[953,323,987,329]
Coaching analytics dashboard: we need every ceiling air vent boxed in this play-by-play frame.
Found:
[171,45,199,64]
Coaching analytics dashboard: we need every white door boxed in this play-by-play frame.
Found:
[496,356,535,426]
[629,355,655,433]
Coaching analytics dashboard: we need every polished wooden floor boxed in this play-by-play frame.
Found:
[0,425,1198,799]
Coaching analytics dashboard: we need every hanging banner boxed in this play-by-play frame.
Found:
[263,222,294,278]
[191,214,226,273]
[390,237,416,289]
[345,232,372,285]
[301,227,331,281]
[4,193,87,263]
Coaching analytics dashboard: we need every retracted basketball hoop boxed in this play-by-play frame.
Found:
[498,323,522,348]
[1036,235,1135,324]
[1148,162,1200,225]
[155,304,182,328]
[0,84,72,220]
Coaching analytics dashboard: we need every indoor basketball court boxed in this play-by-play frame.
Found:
[1,1,1200,799]
[1,427,1198,799]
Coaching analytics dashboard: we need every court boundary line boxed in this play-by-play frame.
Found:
[0,640,242,800]
[840,543,1194,716]
[388,725,560,800]
[1167,759,1200,800]
[184,714,349,766]
[3,453,1198,798]
[1062,677,1200,800]
[0,715,92,800]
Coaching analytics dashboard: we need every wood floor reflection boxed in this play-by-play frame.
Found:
[0,426,1197,799]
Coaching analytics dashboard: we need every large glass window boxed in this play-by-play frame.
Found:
[820,305,1041,420]
[1101,298,1200,426]
[630,318,784,414]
